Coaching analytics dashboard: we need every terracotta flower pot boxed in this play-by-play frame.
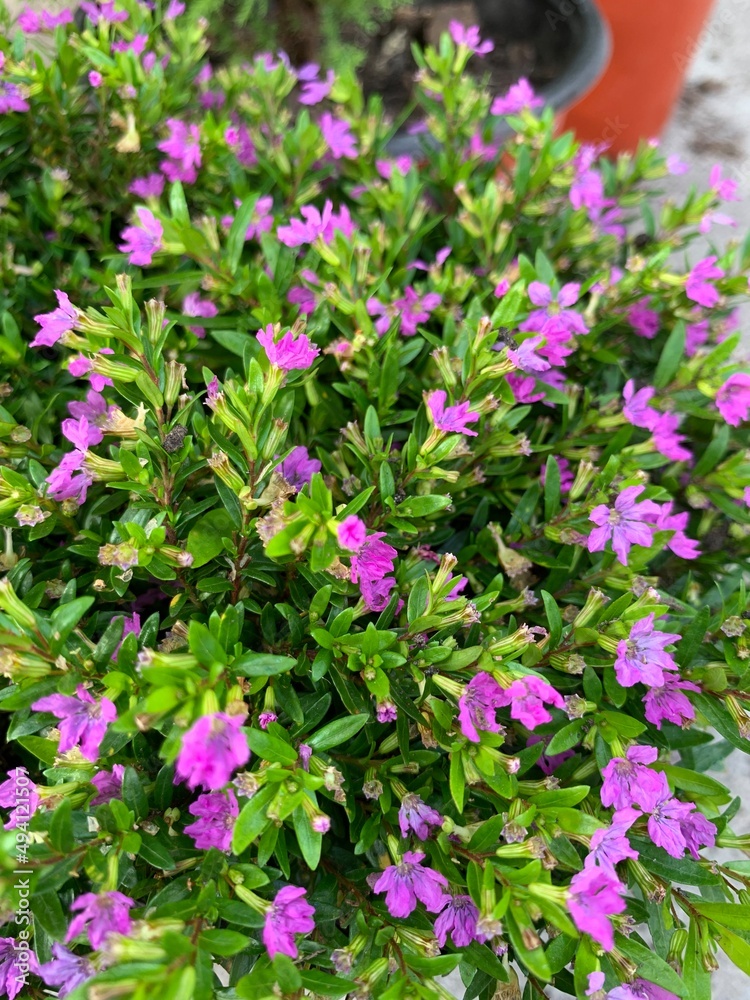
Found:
[562,0,717,154]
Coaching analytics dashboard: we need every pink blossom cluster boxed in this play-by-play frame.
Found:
[587,485,699,566]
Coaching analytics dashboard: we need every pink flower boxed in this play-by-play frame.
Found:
[491,77,543,115]
[426,389,479,437]
[174,712,250,791]
[655,502,700,559]
[297,64,334,105]
[62,415,103,450]
[600,745,669,812]
[434,895,480,947]
[184,789,239,851]
[716,373,750,427]
[80,1,129,23]
[376,700,397,723]
[0,768,40,830]
[350,532,398,612]
[320,112,357,159]
[507,334,551,373]
[262,886,315,959]
[584,808,640,872]
[277,200,354,247]
[449,20,494,56]
[276,446,321,490]
[31,290,78,348]
[643,674,700,729]
[17,7,41,31]
[377,156,414,180]
[652,412,691,463]
[686,256,724,308]
[500,675,564,729]
[119,207,163,266]
[0,82,29,114]
[568,866,626,951]
[666,154,689,176]
[0,938,39,999]
[622,380,659,431]
[257,325,320,371]
[158,119,202,184]
[628,299,660,339]
[685,319,710,356]
[46,450,93,505]
[648,793,717,860]
[88,70,103,87]
[32,685,116,761]
[372,851,448,918]
[608,980,680,1000]
[709,163,740,201]
[38,944,93,998]
[458,672,506,743]
[66,891,134,949]
[507,373,545,404]
[338,515,367,552]
[398,793,443,840]
[129,173,165,198]
[182,292,217,338]
[90,765,125,806]
[165,0,185,17]
[614,614,681,688]
[587,485,661,564]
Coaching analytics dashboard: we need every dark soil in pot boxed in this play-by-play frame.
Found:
[346,0,580,122]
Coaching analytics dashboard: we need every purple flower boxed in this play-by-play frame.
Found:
[165,0,185,17]
[320,112,357,159]
[350,532,397,612]
[666,154,690,176]
[709,163,740,201]
[32,685,116,761]
[158,119,201,183]
[119,207,163,266]
[398,793,443,840]
[685,319,710,356]
[434,895,480,947]
[129,173,165,198]
[184,789,239,851]
[0,938,39,1000]
[62,415,103,451]
[31,290,78,348]
[651,412,691,463]
[262,886,316,959]
[622,380,659,431]
[427,390,479,437]
[90,764,125,805]
[81,1,129,23]
[491,77,543,115]
[0,81,29,115]
[46,451,93,505]
[507,334,551,374]
[372,851,448,918]
[277,200,354,247]
[458,672,506,743]
[449,20,494,56]
[276,445,321,490]
[614,614,680,689]
[585,808,640,872]
[643,674,700,729]
[88,70,103,87]
[258,711,277,730]
[526,734,574,775]
[686,255,724,308]
[298,64,334,105]
[338,514,367,552]
[376,700,398,723]
[66,891,135,949]
[257,325,320,371]
[628,299,660,339]
[608,981,680,1000]
[508,373,545,404]
[38,943,94,998]
[182,292,217,338]
[0,768,39,830]
[716,373,750,427]
[112,613,141,660]
[568,866,626,951]
[600,746,669,812]
[587,485,660,565]
[655,502,700,559]
[648,794,716,859]
[175,712,249,791]
[500,675,564,729]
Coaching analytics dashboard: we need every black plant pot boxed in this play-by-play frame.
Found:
[386,0,610,157]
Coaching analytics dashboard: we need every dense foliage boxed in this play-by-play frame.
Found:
[2,5,750,1000]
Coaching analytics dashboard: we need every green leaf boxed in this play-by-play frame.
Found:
[122,766,149,821]
[307,714,368,751]
[631,838,722,887]
[653,320,686,388]
[31,889,68,941]
[299,971,358,997]
[692,902,750,930]
[543,455,561,521]
[188,620,227,667]
[395,495,452,517]
[541,590,562,648]
[50,596,94,641]
[186,509,235,568]
[450,751,465,811]
[232,652,297,677]
[198,929,250,956]
[226,194,259,274]
[233,784,277,853]
[48,798,74,854]
[684,920,712,1000]
[506,911,551,981]
[246,729,298,765]
[545,718,585,756]
[17,736,59,766]
[676,607,711,668]
[169,181,190,225]
[293,804,322,870]
[616,934,686,996]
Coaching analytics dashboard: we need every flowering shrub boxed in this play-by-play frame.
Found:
[2,6,750,1000]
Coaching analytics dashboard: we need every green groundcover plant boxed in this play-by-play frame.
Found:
[3,4,750,1000]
